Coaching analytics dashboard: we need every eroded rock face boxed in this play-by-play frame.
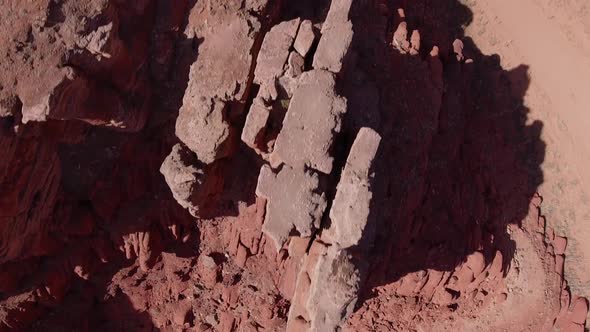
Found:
[305,247,362,331]
[0,134,62,264]
[1,0,154,132]
[182,2,264,101]
[271,69,347,174]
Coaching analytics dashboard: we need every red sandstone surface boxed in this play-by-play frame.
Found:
[0,0,588,331]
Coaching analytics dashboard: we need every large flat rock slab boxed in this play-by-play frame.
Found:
[256,164,327,250]
[322,127,381,248]
[271,70,347,174]
[312,0,353,74]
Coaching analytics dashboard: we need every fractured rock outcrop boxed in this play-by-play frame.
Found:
[255,165,327,250]
[177,1,269,163]
[392,21,410,53]
[271,70,347,174]
[286,128,382,331]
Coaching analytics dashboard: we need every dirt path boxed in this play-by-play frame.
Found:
[464,0,590,324]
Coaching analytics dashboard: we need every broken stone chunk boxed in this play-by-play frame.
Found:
[254,18,301,86]
[322,127,381,248]
[294,20,316,58]
[255,164,327,250]
[197,254,220,289]
[271,70,347,174]
[307,247,361,331]
[286,52,305,78]
[175,98,231,164]
[287,243,363,332]
[313,0,353,74]
[241,97,270,150]
[160,144,222,217]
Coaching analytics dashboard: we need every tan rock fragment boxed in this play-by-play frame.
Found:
[453,38,465,61]
[184,13,260,101]
[287,244,362,332]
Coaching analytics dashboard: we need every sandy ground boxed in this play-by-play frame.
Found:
[463,0,590,325]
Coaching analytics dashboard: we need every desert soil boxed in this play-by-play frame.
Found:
[464,0,590,323]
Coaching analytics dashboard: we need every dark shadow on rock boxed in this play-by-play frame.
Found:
[29,258,158,332]
[339,0,545,310]
[0,1,205,330]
